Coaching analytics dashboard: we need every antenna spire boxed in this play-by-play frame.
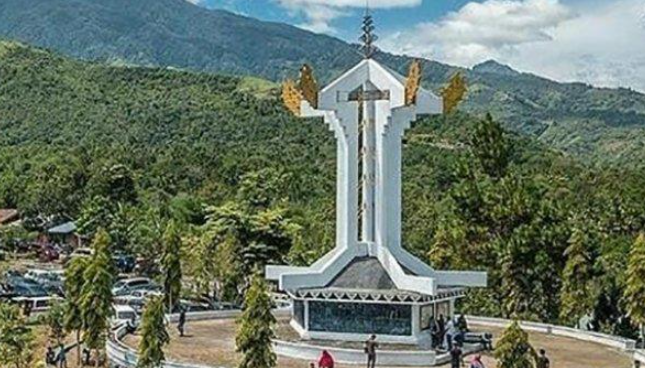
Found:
[360,1,378,59]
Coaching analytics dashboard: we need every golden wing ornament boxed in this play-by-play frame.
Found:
[405,60,422,106]
[299,64,319,109]
[442,72,467,114]
[282,79,303,116]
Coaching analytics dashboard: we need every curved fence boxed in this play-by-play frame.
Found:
[107,311,644,367]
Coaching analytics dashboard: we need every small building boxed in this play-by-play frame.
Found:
[267,14,487,347]
[41,221,82,248]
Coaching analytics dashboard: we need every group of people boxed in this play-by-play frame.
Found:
[450,345,550,368]
[430,314,470,351]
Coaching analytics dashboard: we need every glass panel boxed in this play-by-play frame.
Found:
[436,301,450,320]
[308,301,412,336]
[421,304,435,331]
[293,300,305,328]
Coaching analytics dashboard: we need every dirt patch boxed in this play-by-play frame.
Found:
[123,319,633,368]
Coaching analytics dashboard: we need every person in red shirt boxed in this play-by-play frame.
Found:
[318,350,335,368]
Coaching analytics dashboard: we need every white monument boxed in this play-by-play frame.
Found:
[267,12,487,346]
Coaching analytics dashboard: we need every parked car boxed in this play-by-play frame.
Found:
[5,275,48,297]
[112,278,156,296]
[12,296,63,314]
[114,289,162,312]
[111,305,139,328]
[39,244,61,262]
[178,299,213,313]
[112,253,136,274]
[24,269,65,296]
[62,248,94,264]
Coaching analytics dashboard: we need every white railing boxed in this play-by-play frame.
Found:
[635,349,645,364]
[107,311,641,368]
[467,316,637,352]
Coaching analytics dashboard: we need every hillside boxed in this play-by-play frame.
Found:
[0,0,644,164]
[3,42,645,330]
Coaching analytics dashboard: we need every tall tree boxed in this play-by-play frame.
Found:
[64,256,89,364]
[624,233,645,345]
[0,303,35,368]
[161,221,183,312]
[137,297,170,368]
[560,223,598,325]
[236,273,276,368]
[47,302,67,346]
[470,113,511,179]
[495,321,536,368]
[80,229,114,367]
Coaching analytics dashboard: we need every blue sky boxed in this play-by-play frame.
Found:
[192,0,645,92]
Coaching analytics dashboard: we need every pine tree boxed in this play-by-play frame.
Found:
[47,302,67,345]
[236,273,276,368]
[470,113,511,179]
[560,224,597,325]
[0,303,35,368]
[161,221,183,312]
[495,321,536,368]
[137,296,170,368]
[624,233,645,345]
[80,228,114,367]
[64,256,89,364]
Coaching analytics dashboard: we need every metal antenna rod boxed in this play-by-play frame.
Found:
[359,0,378,59]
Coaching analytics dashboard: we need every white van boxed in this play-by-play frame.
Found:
[111,305,139,328]
[12,296,63,314]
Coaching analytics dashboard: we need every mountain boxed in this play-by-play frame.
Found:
[0,0,644,164]
[472,60,520,77]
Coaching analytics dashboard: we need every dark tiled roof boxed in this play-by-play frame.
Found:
[326,257,397,290]
[0,209,19,224]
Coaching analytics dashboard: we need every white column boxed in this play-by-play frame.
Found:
[361,84,377,242]
[332,104,360,249]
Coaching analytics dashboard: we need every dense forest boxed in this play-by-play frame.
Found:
[0,0,644,164]
[1,41,644,338]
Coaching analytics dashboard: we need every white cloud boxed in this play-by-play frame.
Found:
[185,0,204,4]
[275,0,421,33]
[382,0,645,92]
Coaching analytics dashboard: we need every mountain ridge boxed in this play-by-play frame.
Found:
[0,0,644,164]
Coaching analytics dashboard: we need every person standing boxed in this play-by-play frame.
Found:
[318,350,335,368]
[536,349,550,368]
[450,344,463,368]
[177,308,187,337]
[56,344,67,368]
[45,345,56,366]
[364,335,379,368]
[469,354,485,368]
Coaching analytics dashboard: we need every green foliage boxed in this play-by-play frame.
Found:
[624,234,645,327]
[0,42,645,335]
[197,193,301,302]
[47,302,67,345]
[560,222,598,324]
[470,113,512,179]
[137,296,170,368]
[63,255,89,363]
[494,321,536,368]
[0,302,35,368]
[236,273,276,368]
[161,221,183,310]
[64,256,89,332]
[1,2,645,166]
[80,229,114,354]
